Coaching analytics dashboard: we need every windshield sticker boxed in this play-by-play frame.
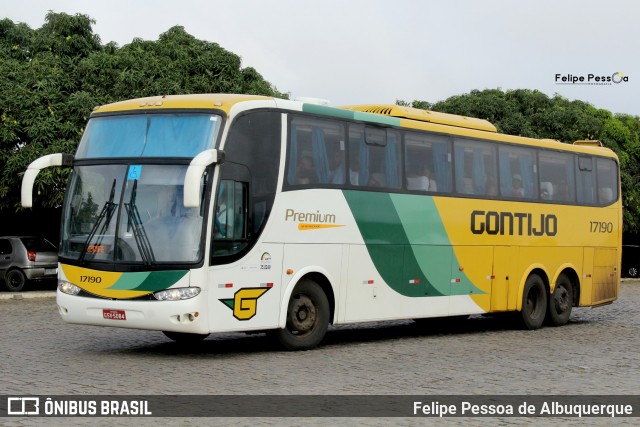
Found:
[127,165,142,180]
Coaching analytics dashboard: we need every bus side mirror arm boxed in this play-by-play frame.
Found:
[184,149,225,208]
[21,153,74,208]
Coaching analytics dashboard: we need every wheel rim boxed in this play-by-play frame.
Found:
[288,294,317,335]
[7,272,24,288]
[630,267,638,277]
[554,286,570,313]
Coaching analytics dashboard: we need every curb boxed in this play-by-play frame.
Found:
[0,291,56,300]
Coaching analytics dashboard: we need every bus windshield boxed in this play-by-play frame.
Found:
[61,164,205,265]
[76,113,221,159]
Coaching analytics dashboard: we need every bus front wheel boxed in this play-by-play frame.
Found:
[275,279,329,350]
[520,274,547,330]
[546,274,573,326]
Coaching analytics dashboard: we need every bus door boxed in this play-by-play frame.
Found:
[492,246,519,312]
[208,175,282,332]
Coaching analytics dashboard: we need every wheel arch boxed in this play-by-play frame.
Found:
[279,268,336,328]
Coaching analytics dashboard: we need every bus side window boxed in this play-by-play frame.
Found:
[288,117,345,186]
[498,146,537,199]
[596,158,618,205]
[577,156,595,204]
[453,138,496,197]
[349,125,401,189]
[212,180,248,257]
[538,151,575,202]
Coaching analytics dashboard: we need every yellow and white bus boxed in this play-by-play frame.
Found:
[22,94,621,350]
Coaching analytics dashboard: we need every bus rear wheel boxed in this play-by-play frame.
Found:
[275,279,329,351]
[520,274,547,330]
[546,274,573,326]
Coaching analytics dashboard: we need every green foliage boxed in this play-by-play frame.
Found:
[0,13,287,211]
[399,89,640,232]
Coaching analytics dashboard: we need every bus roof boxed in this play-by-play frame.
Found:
[340,104,498,133]
[92,94,273,115]
[90,94,617,159]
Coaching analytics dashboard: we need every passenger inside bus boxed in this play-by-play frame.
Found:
[540,181,554,200]
[512,174,525,198]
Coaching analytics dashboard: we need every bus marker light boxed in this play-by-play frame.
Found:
[286,269,294,275]
[260,283,274,288]
[362,280,374,285]
[409,279,420,284]
[451,278,461,283]
[459,266,464,271]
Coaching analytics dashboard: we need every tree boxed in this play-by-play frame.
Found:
[0,12,286,212]
[399,89,640,232]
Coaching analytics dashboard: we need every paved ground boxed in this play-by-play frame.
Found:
[1,282,639,426]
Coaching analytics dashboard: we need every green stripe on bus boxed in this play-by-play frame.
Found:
[303,104,401,127]
[107,270,188,292]
[343,190,484,297]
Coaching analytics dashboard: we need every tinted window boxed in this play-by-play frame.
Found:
[498,146,537,200]
[212,111,281,264]
[405,132,451,193]
[596,158,618,205]
[0,239,12,255]
[538,151,575,202]
[77,114,221,158]
[288,117,345,186]
[348,125,401,189]
[454,138,497,196]
[577,156,596,204]
[20,237,56,252]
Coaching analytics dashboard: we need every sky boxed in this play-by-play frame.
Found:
[3,0,639,116]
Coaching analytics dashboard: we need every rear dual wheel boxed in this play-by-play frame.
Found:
[546,274,573,326]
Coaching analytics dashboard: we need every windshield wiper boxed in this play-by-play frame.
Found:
[78,179,117,264]
[124,179,155,265]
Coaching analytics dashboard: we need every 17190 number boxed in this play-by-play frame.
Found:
[590,221,613,233]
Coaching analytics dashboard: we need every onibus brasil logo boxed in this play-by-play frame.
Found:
[220,288,270,320]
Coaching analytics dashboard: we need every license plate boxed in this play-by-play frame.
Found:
[45,268,57,275]
[103,309,126,320]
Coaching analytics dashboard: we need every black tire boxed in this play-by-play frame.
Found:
[162,331,209,342]
[5,269,27,292]
[520,274,547,330]
[546,274,573,326]
[628,266,639,278]
[275,279,329,350]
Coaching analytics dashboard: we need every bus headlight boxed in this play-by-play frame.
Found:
[58,280,81,295]
[153,287,201,301]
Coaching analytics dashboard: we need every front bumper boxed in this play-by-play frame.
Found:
[56,290,209,334]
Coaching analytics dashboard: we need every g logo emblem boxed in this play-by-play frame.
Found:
[220,288,270,320]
